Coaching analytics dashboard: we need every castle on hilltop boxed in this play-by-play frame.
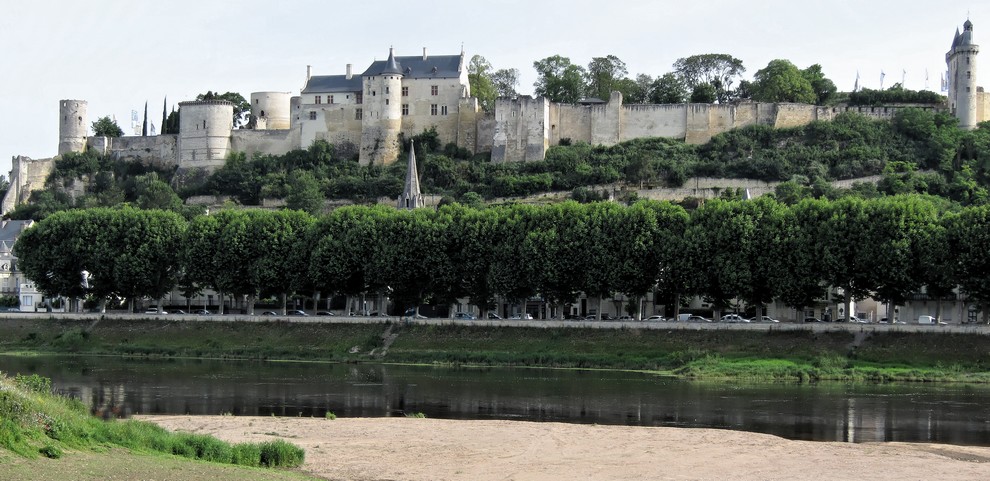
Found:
[3,20,987,215]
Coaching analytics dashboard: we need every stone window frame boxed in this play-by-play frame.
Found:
[402,86,409,96]
[431,104,438,115]
[309,111,317,120]
[355,108,363,120]
[315,95,322,104]
[431,85,439,96]
[402,104,409,116]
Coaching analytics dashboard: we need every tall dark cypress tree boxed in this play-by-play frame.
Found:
[142,101,148,137]
[162,97,167,136]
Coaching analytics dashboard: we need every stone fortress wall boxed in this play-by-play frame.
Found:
[0,93,959,216]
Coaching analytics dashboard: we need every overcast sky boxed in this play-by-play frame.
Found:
[1,0,984,177]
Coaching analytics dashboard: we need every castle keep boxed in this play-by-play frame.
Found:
[3,21,988,213]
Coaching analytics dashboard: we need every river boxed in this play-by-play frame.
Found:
[3,355,989,445]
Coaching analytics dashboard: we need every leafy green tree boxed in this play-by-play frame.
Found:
[815,197,877,316]
[284,170,325,215]
[109,208,186,311]
[585,55,628,101]
[750,59,817,104]
[92,116,124,137]
[251,210,314,313]
[468,55,497,112]
[135,173,183,211]
[492,68,520,98]
[489,204,540,312]
[624,74,654,104]
[690,83,717,103]
[946,205,990,323]
[197,91,251,128]
[673,54,745,103]
[650,73,686,104]
[522,202,588,318]
[13,211,91,309]
[307,205,393,314]
[801,64,837,105]
[774,198,828,317]
[533,55,587,103]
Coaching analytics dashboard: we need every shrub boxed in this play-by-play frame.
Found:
[325,411,337,420]
[231,443,262,467]
[14,373,52,394]
[258,439,305,468]
[39,444,63,459]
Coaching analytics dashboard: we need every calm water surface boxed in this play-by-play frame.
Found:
[3,355,989,446]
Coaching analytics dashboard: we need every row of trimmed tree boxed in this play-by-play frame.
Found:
[12,197,990,321]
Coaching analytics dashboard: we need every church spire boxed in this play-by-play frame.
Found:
[398,142,425,209]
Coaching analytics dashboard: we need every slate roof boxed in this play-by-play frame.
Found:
[362,54,462,79]
[301,75,363,94]
[303,52,463,94]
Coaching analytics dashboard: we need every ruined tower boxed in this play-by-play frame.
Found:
[58,99,88,155]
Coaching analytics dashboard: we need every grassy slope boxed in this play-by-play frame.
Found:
[2,318,990,381]
[0,449,321,481]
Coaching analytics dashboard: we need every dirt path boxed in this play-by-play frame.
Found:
[138,415,990,481]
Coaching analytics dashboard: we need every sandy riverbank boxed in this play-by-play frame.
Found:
[138,415,990,481]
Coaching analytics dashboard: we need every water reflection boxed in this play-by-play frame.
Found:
[3,355,989,445]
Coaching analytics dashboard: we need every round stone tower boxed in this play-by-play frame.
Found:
[58,99,88,155]
[250,92,292,130]
[178,100,234,171]
[359,48,404,165]
[947,19,980,130]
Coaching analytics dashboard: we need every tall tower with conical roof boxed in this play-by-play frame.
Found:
[947,19,980,130]
[360,48,405,165]
[397,143,426,209]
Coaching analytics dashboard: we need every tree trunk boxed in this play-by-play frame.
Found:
[934,296,943,324]
[280,293,288,315]
[218,291,224,315]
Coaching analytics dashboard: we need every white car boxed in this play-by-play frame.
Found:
[646,315,665,322]
[509,313,533,320]
[719,314,749,323]
[755,316,779,323]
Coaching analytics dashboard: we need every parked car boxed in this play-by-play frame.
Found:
[509,313,534,320]
[646,315,665,322]
[144,308,167,315]
[170,309,187,315]
[287,310,308,316]
[403,308,428,319]
[600,313,616,321]
[753,316,779,323]
[804,317,822,323]
[719,314,748,323]
[487,312,502,319]
[261,311,278,316]
[316,311,335,316]
[686,315,712,323]
[618,315,634,321]
[453,312,476,320]
[192,309,211,315]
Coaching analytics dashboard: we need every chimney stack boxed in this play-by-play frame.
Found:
[306,65,312,81]
[423,47,428,61]
[346,64,352,80]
